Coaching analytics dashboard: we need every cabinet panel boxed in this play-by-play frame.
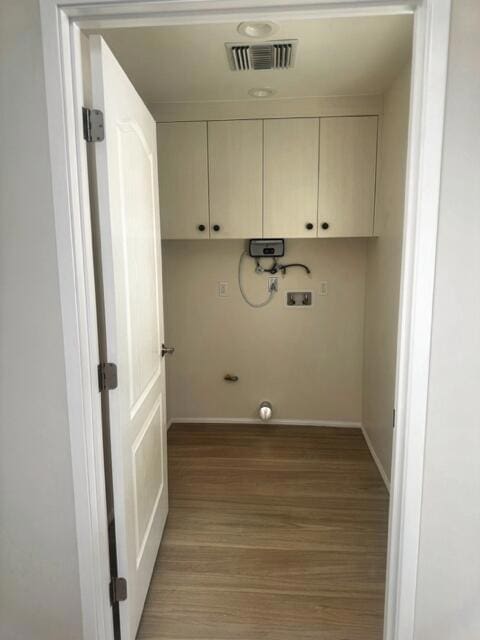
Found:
[157,122,209,239]
[318,116,378,237]
[208,120,263,239]
[264,118,319,238]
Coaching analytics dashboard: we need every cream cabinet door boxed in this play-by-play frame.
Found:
[157,122,209,239]
[264,118,319,238]
[318,116,378,237]
[208,120,263,239]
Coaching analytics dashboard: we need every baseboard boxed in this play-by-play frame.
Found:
[168,417,362,429]
[361,425,391,493]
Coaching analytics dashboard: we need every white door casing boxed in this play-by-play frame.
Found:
[89,35,168,640]
[38,3,452,640]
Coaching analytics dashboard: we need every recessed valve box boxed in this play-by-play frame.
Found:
[249,238,285,258]
[286,291,313,307]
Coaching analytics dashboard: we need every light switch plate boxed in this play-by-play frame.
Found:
[218,281,229,297]
[319,281,328,296]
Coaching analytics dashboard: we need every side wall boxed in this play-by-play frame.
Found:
[0,2,83,639]
[362,63,411,481]
[163,239,366,423]
[414,1,480,637]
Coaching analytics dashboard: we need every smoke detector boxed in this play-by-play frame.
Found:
[226,40,297,71]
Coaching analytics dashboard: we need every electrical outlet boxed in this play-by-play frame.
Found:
[268,277,278,293]
[218,281,229,297]
[319,281,328,296]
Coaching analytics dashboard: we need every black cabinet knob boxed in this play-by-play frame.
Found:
[305,222,314,230]
[321,222,330,230]
[212,224,220,232]
[197,224,206,232]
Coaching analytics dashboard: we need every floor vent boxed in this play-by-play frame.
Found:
[226,41,297,71]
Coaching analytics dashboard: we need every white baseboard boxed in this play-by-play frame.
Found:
[167,417,361,429]
[361,425,390,493]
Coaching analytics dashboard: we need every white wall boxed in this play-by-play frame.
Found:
[414,1,480,637]
[163,239,366,423]
[362,63,411,480]
[0,2,83,639]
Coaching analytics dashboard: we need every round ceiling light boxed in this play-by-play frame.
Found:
[237,21,278,39]
[248,87,276,98]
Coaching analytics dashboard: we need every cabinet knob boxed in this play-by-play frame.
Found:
[197,224,206,232]
[305,222,314,230]
[321,222,330,230]
[212,224,221,232]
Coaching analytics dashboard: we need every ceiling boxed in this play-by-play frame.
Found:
[89,15,413,105]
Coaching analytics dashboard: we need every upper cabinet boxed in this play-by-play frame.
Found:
[318,116,378,237]
[208,120,263,239]
[157,115,378,240]
[264,118,320,238]
[157,122,209,239]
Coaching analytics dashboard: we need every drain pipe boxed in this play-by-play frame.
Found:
[258,401,273,422]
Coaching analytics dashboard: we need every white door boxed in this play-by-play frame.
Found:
[157,121,210,239]
[318,116,378,237]
[208,120,263,239]
[264,118,319,238]
[89,36,168,640]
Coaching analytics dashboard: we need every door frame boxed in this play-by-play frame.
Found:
[39,1,451,639]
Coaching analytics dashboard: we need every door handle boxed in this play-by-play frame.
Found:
[161,344,175,357]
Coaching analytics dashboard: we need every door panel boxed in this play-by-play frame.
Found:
[264,118,319,238]
[157,122,209,239]
[318,116,378,237]
[208,120,263,239]
[89,35,168,640]
[118,123,162,411]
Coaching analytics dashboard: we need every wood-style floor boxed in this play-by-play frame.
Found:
[137,424,389,640]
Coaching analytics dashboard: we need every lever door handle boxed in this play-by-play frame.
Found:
[161,344,175,357]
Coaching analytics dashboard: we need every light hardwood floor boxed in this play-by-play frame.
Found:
[137,424,389,640]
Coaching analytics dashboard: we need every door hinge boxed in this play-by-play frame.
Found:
[82,107,105,142]
[98,362,118,392]
[110,577,127,604]
[392,408,396,429]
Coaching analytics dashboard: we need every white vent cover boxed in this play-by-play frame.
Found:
[226,40,297,71]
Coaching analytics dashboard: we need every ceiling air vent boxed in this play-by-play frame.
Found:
[226,40,297,71]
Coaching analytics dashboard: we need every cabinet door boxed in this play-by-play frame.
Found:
[264,118,319,238]
[208,120,263,239]
[157,122,209,239]
[318,116,378,237]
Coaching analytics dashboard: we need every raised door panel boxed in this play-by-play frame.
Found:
[208,120,263,239]
[157,122,209,239]
[264,118,319,238]
[318,116,378,237]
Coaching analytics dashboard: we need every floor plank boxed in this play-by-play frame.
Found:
[137,424,389,640]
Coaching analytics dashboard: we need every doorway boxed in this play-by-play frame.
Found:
[39,1,452,632]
